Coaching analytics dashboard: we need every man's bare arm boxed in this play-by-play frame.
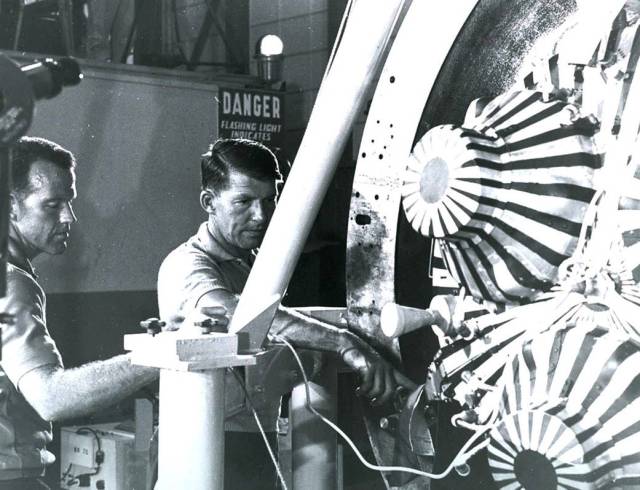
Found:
[195,289,416,403]
[18,355,158,422]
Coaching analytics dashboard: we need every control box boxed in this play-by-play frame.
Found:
[60,423,150,490]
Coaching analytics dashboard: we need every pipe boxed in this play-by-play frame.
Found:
[155,369,225,490]
[229,0,410,332]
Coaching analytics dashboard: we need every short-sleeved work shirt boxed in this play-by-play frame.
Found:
[0,262,63,479]
[157,222,279,432]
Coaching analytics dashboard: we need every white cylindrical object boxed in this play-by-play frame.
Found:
[380,303,437,338]
[230,0,409,332]
[156,369,225,490]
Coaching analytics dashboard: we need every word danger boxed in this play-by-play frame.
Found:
[221,92,281,119]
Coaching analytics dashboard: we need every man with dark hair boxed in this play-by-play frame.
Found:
[0,136,227,489]
[9,137,76,198]
[200,137,283,190]
[158,138,415,489]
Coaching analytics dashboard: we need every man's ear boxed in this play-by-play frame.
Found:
[200,189,216,214]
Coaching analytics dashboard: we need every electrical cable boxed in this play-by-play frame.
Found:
[272,334,494,480]
[228,367,289,490]
[60,463,73,483]
[75,427,103,463]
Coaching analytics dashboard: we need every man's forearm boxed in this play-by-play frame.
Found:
[195,289,371,356]
[270,307,365,355]
[19,354,158,422]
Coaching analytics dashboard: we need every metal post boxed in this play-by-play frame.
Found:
[290,359,338,490]
[156,369,226,490]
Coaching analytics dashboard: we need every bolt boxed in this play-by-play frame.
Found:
[194,317,224,334]
[140,318,165,336]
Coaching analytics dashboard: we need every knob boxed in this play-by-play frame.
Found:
[140,318,165,336]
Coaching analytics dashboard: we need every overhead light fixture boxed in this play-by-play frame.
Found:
[255,34,284,84]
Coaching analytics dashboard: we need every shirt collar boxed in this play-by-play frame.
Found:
[195,222,254,266]
[7,235,37,278]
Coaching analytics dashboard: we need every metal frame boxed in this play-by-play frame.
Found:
[344,3,479,489]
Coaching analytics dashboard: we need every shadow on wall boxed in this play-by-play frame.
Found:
[30,65,215,295]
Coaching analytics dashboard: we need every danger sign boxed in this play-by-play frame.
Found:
[218,87,285,148]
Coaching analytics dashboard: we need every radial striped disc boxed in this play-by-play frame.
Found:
[488,410,601,490]
[407,90,601,306]
[401,124,501,238]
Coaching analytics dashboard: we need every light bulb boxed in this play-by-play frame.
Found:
[257,35,284,56]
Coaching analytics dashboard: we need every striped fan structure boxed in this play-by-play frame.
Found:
[401,91,602,306]
[412,3,640,490]
[488,324,640,489]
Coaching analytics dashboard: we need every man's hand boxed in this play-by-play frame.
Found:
[341,339,417,406]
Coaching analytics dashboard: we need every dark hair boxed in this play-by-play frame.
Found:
[201,138,282,192]
[11,137,76,195]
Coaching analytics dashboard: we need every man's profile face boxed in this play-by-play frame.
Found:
[208,168,277,254]
[11,159,77,257]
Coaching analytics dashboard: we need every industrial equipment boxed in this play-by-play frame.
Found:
[360,1,640,488]
[59,400,155,490]
[60,424,138,490]
[63,1,640,489]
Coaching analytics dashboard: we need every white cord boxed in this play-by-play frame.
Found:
[272,335,492,480]
[228,368,289,490]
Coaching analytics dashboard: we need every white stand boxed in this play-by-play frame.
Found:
[125,331,255,490]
